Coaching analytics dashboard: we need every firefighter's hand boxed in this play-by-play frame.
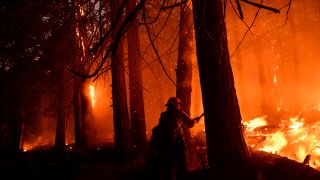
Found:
[193,116,201,123]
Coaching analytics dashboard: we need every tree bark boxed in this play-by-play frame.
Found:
[74,80,84,147]
[55,71,66,150]
[111,0,132,160]
[72,1,95,148]
[192,0,252,178]
[176,2,193,116]
[80,79,95,146]
[176,1,194,148]
[126,0,147,152]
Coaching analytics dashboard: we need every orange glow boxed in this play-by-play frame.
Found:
[22,135,52,152]
[90,84,95,108]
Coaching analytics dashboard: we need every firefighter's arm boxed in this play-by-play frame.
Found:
[180,110,195,128]
[193,113,204,123]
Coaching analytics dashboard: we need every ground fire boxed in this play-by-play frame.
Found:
[243,107,320,170]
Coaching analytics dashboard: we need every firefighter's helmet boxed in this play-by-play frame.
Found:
[165,97,182,107]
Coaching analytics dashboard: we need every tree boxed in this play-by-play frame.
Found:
[191,0,252,178]
[127,0,147,152]
[0,0,52,151]
[50,28,74,150]
[111,0,132,160]
[176,1,194,148]
[72,1,96,148]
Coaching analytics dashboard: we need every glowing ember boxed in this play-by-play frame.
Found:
[90,84,95,108]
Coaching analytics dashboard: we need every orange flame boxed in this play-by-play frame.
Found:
[243,116,267,132]
[244,108,320,170]
[90,84,95,108]
[259,131,287,154]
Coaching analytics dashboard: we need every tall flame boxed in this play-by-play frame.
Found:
[90,84,95,108]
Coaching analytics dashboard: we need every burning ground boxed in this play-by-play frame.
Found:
[244,107,320,170]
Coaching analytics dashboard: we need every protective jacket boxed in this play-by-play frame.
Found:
[151,108,195,154]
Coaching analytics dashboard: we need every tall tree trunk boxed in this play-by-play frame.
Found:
[9,100,24,151]
[80,79,95,146]
[192,0,252,178]
[72,1,95,148]
[126,0,147,152]
[74,80,84,147]
[111,0,132,160]
[55,72,66,150]
[53,23,75,150]
[176,1,194,148]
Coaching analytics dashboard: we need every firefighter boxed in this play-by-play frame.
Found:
[150,97,202,180]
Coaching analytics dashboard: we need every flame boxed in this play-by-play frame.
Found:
[22,135,52,152]
[243,116,267,132]
[243,107,320,170]
[90,84,95,108]
[274,75,277,83]
[289,116,304,134]
[259,131,287,154]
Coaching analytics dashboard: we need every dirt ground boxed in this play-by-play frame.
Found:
[1,144,320,180]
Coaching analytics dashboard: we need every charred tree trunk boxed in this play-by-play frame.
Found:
[176,1,194,148]
[53,25,74,150]
[72,1,95,148]
[176,2,193,116]
[9,90,24,151]
[126,0,147,152]
[73,77,94,148]
[192,0,252,178]
[80,79,94,146]
[111,0,132,160]
[8,34,26,152]
[74,80,84,147]
[55,71,66,150]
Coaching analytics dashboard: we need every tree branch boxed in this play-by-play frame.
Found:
[142,7,176,86]
[241,0,280,13]
[235,0,244,20]
[230,0,263,58]
[161,0,189,10]
[71,0,147,79]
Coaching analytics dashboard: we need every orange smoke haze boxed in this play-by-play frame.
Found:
[21,1,320,171]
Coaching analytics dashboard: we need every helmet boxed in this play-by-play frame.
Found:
[165,97,182,107]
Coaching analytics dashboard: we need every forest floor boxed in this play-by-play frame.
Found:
[1,143,320,180]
